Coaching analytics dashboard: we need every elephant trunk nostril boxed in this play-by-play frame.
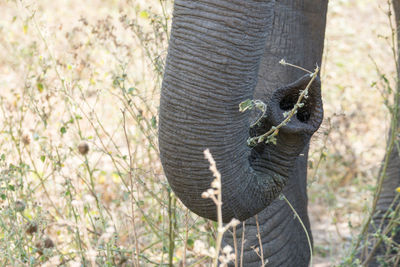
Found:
[275,73,322,124]
[297,108,311,122]
[279,92,313,123]
[279,94,297,111]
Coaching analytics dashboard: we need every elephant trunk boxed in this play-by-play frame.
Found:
[159,0,322,222]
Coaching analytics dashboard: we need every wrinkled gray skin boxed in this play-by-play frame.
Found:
[159,0,399,266]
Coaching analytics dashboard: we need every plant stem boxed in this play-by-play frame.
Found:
[255,215,265,266]
[252,67,319,145]
[281,194,313,267]
[168,189,176,266]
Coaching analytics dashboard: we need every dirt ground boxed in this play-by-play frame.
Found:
[310,0,396,265]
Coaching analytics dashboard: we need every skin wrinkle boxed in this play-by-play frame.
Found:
[226,203,308,266]
[161,129,246,156]
[177,11,247,35]
[231,183,307,232]
[231,214,309,266]
[261,234,294,264]
[233,215,292,252]
[173,26,259,61]
[232,219,303,266]
[168,63,253,99]
[160,97,247,139]
[172,30,259,60]
[170,41,258,84]
[226,154,314,266]
[175,3,270,36]
[256,1,325,99]
[226,169,312,264]
[182,0,253,15]
[226,194,293,241]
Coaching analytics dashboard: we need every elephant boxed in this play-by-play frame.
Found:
[158,0,400,266]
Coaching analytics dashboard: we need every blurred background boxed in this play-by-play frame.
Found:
[0,0,396,266]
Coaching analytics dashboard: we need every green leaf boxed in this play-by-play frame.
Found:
[37,83,44,93]
[283,111,290,118]
[266,135,277,145]
[187,238,194,248]
[83,205,89,214]
[40,155,46,162]
[0,194,6,200]
[239,99,253,112]
[139,10,149,19]
[60,126,67,134]
[151,116,157,128]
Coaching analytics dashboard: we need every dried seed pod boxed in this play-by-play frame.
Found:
[78,142,89,155]
[25,221,38,235]
[44,237,54,248]
[118,256,128,265]
[14,200,26,212]
[21,134,31,145]
[35,236,55,255]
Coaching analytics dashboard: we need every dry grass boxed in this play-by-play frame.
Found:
[0,0,213,266]
[309,0,397,265]
[0,0,397,266]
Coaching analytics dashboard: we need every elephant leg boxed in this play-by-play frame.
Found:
[363,148,400,266]
[223,151,312,267]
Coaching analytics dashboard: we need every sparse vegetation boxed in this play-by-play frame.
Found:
[0,0,399,266]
